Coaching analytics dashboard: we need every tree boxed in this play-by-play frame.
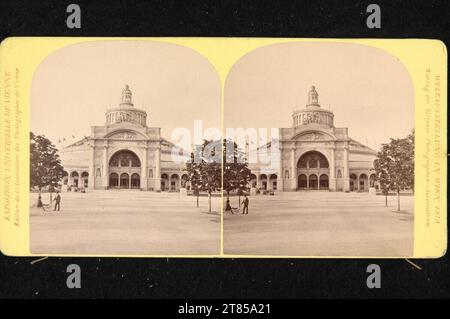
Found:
[185,140,222,213]
[185,148,201,208]
[405,129,415,194]
[373,149,391,207]
[30,132,65,201]
[222,139,251,206]
[373,130,414,211]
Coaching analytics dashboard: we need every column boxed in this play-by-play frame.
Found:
[329,148,336,191]
[290,148,296,190]
[141,146,148,190]
[343,145,350,191]
[67,171,72,188]
[256,175,260,188]
[102,145,109,189]
[78,171,83,188]
[277,145,284,192]
[155,143,161,191]
[88,145,95,189]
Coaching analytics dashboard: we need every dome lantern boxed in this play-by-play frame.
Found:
[120,84,133,107]
[307,85,320,107]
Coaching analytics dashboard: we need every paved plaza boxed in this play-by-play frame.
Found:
[30,191,220,255]
[224,192,414,257]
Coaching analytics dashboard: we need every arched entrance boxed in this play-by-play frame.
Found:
[161,174,169,191]
[62,171,69,185]
[269,174,277,190]
[109,173,119,187]
[359,173,368,192]
[297,151,329,190]
[259,174,267,190]
[170,174,179,191]
[71,171,79,187]
[350,174,357,191]
[319,174,329,189]
[120,173,129,188]
[131,173,140,189]
[309,174,318,189]
[298,174,307,189]
[181,174,189,189]
[80,172,89,188]
[370,174,377,190]
[249,174,257,188]
[109,150,141,189]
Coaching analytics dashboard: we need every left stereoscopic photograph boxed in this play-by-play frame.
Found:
[29,41,221,255]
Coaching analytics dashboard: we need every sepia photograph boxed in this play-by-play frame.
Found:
[223,42,415,256]
[1,0,448,302]
[29,40,221,255]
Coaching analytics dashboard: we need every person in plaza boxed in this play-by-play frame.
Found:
[53,191,61,212]
[225,198,240,214]
[37,195,48,212]
[241,195,249,215]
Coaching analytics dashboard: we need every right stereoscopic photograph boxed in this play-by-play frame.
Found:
[223,42,415,257]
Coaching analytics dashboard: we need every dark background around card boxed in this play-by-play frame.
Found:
[0,0,449,299]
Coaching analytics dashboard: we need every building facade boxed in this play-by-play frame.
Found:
[60,85,376,193]
[60,85,188,191]
[248,86,377,192]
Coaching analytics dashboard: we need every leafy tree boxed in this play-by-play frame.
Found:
[185,140,221,213]
[374,149,391,207]
[405,130,415,194]
[222,139,251,206]
[30,132,65,201]
[373,130,414,211]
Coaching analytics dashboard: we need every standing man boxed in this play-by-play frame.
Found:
[242,195,249,215]
[53,191,61,212]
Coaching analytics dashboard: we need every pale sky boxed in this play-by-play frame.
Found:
[224,42,415,150]
[31,40,415,152]
[31,40,221,148]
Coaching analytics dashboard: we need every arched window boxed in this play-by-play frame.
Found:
[297,151,329,169]
[109,150,141,168]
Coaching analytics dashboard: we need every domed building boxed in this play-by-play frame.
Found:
[59,85,188,191]
[248,86,378,192]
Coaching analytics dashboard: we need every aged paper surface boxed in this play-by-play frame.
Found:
[0,38,446,257]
